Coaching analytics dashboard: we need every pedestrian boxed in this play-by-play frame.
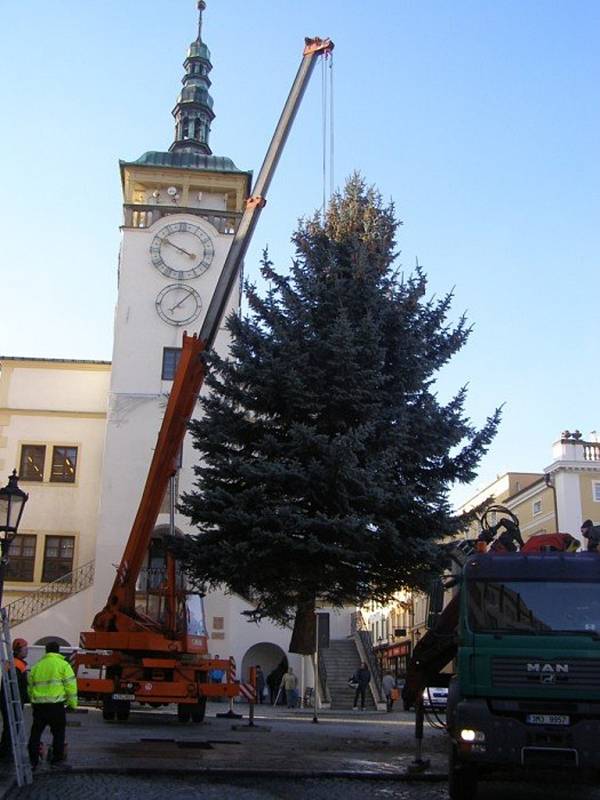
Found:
[255,665,266,704]
[382,671,396,712]
[280,668,298,709]
[209,655,224,684]
[351,662,371,711]
[0,638,29,759]
[27,641,78,769]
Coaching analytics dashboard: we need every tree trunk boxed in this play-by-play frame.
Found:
[288,598,316,654]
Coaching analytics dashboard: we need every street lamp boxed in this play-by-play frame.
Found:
[0,470,29,609]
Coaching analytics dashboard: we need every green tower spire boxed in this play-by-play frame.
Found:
[170,1,214,155]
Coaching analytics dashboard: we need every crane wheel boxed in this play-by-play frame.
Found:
[102,694,116,721]
[177,704,192,723]
[191,697,207,723]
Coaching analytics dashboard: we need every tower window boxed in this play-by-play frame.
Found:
[162,347,182,380]
[194,119,203,140]
[182,118,190,139]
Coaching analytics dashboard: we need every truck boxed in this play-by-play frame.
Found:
[75,35,334,722]
[405,506,598,798]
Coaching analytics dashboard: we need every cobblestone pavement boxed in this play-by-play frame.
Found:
[6,774,445,800]
[6,773,600,800]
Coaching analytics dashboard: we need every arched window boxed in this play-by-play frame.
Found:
[194,118,203,141]
[182,117,190,139]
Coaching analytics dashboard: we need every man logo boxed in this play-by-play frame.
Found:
[526,663,569,674]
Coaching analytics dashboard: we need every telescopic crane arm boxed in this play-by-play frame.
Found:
[94,37,335,631]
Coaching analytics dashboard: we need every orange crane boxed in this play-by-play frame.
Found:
[76,36,334,722]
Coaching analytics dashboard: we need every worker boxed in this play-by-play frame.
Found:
[0,638,29,759]
[209,654,224,684]
[27,641,78,769]
[581,520,600,552]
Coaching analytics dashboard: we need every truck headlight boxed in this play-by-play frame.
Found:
[460,729,485,742]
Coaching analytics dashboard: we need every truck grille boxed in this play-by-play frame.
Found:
[492,657,600,689]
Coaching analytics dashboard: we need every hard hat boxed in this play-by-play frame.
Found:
[12,638,28,651]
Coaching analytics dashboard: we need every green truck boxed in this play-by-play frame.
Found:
[406,509,598,799]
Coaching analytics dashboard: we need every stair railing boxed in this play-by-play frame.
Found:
[4,560,95,628]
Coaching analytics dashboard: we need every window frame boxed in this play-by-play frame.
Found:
[5,534,37,582]
[593,481,600,503]
[532,499,542,516]
[19,444,46,482]
[42,535,75,583]
[49,445,78,484]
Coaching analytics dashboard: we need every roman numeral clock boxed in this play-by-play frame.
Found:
[150,221,215,326]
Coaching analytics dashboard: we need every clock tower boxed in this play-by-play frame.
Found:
[92,2,251,613]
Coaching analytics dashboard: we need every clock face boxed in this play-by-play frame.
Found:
[155,284,202,326]
[150,221,214,280]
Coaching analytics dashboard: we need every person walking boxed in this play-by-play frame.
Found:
[255,665,266,704]
[352,662,371,711]
[27,642,78,769]
[280,668,298,709]
[0,638,29,759]
[382,671,396,712]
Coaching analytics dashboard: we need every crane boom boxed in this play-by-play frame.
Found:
[94,36,334,630]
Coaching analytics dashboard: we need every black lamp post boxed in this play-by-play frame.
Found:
[0,470,29,610]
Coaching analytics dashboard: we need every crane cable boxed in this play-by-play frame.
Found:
[321,51,335,220]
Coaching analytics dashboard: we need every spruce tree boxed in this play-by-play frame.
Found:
[175,175,500,652]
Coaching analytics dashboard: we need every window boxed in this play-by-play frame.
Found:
[19,445,46,481]
[50,446,78,483]
[42,536,75,583]
[6,535,36,582]
[533,499,542,515]
[162,347,182,380]
[593,482,600,503]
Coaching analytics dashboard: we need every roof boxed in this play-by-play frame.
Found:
[120,151,250,175]
[0,356,111,366]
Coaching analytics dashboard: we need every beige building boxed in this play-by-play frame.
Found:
[459,431,600,543]
[0,357,110,628]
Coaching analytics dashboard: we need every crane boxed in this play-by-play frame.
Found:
[76,36,335,722]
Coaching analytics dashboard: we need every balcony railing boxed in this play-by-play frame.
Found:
[123,204,242,234]
[4,561,95,628]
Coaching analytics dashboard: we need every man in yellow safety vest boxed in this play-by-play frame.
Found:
[27,641,78,768]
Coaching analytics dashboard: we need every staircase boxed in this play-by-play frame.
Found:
[321,639,375,710]
[4,561,95,628]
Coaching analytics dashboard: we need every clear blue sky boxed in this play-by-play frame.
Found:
[2,1,599,507]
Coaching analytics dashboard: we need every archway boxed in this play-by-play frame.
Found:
[241,642,287,703]
[34,636,71,648]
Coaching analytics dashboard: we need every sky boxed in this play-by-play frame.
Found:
[1,0,599,508]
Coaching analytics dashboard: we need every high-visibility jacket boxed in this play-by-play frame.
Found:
[28,653,78,709]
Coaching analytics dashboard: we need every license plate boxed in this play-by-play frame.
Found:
[526,713,569,726]
[112,693,135,701]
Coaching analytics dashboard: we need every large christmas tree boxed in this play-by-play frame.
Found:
[175,175,500,652]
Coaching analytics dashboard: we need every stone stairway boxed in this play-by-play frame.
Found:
[321,638,375,710]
